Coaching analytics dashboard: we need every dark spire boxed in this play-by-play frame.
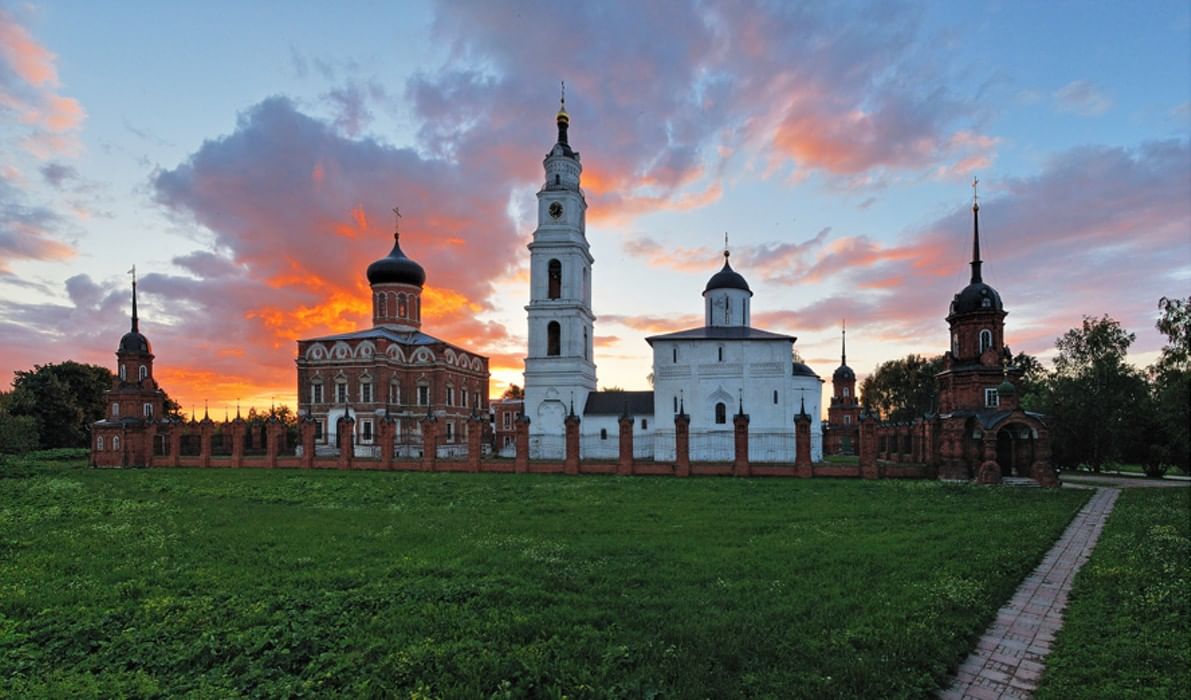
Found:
[556,81,569,146]
[970,176,982,284]
[129,265,139,332]
[679,389,685,416]
[799,393,808,418]
[841,319,847,366]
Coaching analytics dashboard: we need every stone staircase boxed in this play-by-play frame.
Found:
[1003,476,1041,488]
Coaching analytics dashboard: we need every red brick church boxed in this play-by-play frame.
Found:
[294,212,490,457]
[823,324,861,454]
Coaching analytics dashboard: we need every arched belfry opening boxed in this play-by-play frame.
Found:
[547,321,561,356]
[548,259,562,299]
[996,423,1036,477]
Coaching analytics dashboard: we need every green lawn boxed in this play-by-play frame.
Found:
[0,452,1090,698]
[1036,488,1191,700]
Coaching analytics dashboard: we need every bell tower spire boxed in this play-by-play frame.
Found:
[841,319,847,366]
[970,176,983,284]
[129,265,139,332]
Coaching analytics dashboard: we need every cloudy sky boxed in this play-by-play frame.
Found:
[1,0,1188,415]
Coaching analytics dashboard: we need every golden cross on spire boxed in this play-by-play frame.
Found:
[724,232,730,260]
[972,176,979,207]
[392,206,402,238]
[560,80,565,107]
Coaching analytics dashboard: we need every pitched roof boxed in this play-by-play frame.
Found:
[583,390,654,416]
[645,325,794,343]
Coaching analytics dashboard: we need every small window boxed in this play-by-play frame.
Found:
[773,390,778,405]
[112,403,119,417]
[982,297,992,308]
[673,396,678,413]
[583,329,588,361]
[641,418,648,430]
[143,403,153,417]
[718,346,724,362]
[315,420,324,441]
[985,388,1000,408]
[952,333,959,355]
[844,415,852,425]
[389,382,399,404]
[311,383,323,404]
[843,387,850,398]
[715,402,726,424]
[113,436,121,450]
[119,365,126,381]
[139,365,148,381]
[979,329,993,353]
[462,388,468,407]
[547,321,561,356]
[417,385,430,405]
[555,174,560,185]
[446,422,454,442]
[378,294,387,317]
[361,419,373,443]
[503,412,511,430]
[672,347,677,363]
[336,383,348,403]
[361,382,373,403]
[398,294,408,318]
[600,428,608,440]
[97,436,104,450]
[446,386,455,406]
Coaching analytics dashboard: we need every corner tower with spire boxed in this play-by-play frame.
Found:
[92,267,168,467]
[523,84,597,458]
[824,322,861,454]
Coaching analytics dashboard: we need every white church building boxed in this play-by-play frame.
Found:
[523,93,822,461]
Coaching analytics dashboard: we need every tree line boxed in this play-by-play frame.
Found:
[859,296,1188,473]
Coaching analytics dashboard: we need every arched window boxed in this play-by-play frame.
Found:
[112,403,119,417]
[389,382,399,405]
[843,387,850,398]
[398,294,408,318]
[718,346,724,362]
[715,402,727,424]
[119,365,126,381]
[673,396,678,412]
[97,436,104,450]
[672,347,677,363]
[548,259,562,299]
[773,390,779,404]
[979,329,993,353]
[555,174,561,186]
[600,428,608,440]
[844,415,852,425]
[378,294,387,317]
[952,333,959,355]
[139,365,148,381]
[143,403,153,417]
[641,418,648,429]
[113,436,121,450]
[547,321,561,356]
[583,328,588,360]
[414,297,420,320]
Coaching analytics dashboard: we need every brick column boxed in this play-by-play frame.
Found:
[732,412,750,477]
[514,415,529,473]
[421,416,437,472]
[199,419,212,468]
[300,418,315,468]
[168,422,182,467]
[337,415,355,470]
[468,413,484,472]
[230,419,245,466]
[794,412,812,474]
[859,412,878,479]
[564,414,580,475]
[1032,426,1058,488]
[977,432,1000,484]
[617,415,634,476]
[379,417,395,467]
[674,413,690,477]
[265,419,281,468]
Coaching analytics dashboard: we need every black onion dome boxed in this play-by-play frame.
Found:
[119,330,151,354]
[951,282,1003,315]
[704,256,751,294]
[366,237,425,287]
[833,364,855,381]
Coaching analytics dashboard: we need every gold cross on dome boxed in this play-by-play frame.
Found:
[392,206,402,232]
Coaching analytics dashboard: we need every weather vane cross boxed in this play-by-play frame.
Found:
[127,264,135,282]
[392,206,402,234]
[560,80,565,106]
[972,176,979,206]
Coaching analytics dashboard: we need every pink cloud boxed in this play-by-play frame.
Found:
[0,9,85,156]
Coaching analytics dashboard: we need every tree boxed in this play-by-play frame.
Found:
[1011,351,1048,412]
[859,354,944,421]
[1047,315,1149,470]
[1149,296,1190,473]
[0,391,40,454]
[501,384,524,400]
[8,362,112,449]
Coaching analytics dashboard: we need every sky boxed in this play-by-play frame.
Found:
[1,0,1188,418]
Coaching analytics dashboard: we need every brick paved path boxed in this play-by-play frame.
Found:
[938,487,1120,699]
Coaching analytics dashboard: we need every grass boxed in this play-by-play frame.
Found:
[0,451,1090,698]
[1035,488,1191,700]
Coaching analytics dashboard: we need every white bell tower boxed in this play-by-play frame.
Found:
[524,86,597,458]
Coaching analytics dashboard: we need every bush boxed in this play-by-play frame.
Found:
[0,413,40,454]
